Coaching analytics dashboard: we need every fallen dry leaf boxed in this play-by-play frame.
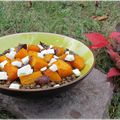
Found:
[91,16,97,19]
[95,1,100,8]
[91,15,108,21]
[94,15,108,21]
[28,1,32,8]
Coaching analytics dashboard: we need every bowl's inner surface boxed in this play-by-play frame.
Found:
[0,32,94,80]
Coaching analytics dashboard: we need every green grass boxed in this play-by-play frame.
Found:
[0,1,120,118]
[0,109,15,119]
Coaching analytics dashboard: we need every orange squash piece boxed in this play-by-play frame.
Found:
[0,56,10,71]
[20,71,42,85]
[28,44,40,52]
[54,60,72,77]
[59,54,67,60]
[44,54,53,63]
[4,63,18,81]
[30,56,48,71]
[0,55,7,62]
[44,69,62,83]
[11,58,22,62]
[15,48,28,59]
[28,51,37,57]
[54,46,65,56]
[70,55,85,70]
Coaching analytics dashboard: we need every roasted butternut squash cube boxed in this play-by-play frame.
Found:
[0,55,7,62]
[44,69,62,83]
[44,54,53,63]
[59,54,67,60]
[28,44,40,52]
[4,63,18,81]
[54,60,72,77]
[54,46,65,56]
[11,58,22,62]
[30,56,48,71]
[20,71,42,85]
[28,51,37,57]
[15,48,28,59]
[70,55,85,70]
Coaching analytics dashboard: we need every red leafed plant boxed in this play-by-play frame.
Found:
[84,32,120,78]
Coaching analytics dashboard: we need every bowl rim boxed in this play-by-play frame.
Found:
[0,32,95,92]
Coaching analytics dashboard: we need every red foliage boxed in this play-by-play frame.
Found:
[107,68,120,78]
[109,32,120,43]
[84,32,120,78]
[107,49,120,62]
[84,33,109,49]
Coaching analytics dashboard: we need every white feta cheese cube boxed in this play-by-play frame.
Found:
[0,72,8,80]
[49,45,53,48]
[65,51,70,54]
[40,50,47,56]
[0,60,8,68]
[40,67,47,72]
[38,44,43,50]
[49,64,58,72]
[72,69,81,77]
[54,84,60,87]
[12,61,22,67]
[21,56,29,65]
[54,55,59,59]
[17,64,33,77]
[9,82,20,89]
[48,58,57,66]
[47,49,55,54]
[65,54,75,61]
[10,48,15,52]
[37,53,44,58]
[5,51,16,60]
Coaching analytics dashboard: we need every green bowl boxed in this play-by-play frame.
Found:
[0,32,95,98]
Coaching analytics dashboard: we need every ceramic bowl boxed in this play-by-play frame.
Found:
[0,32,95,98]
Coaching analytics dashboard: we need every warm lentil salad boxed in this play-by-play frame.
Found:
[0,42,85,89]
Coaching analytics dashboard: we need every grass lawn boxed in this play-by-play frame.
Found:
[0,1,120,118]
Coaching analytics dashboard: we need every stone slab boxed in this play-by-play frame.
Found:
[0,68,113,119]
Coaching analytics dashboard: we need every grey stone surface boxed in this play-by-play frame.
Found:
[0,68,113,119]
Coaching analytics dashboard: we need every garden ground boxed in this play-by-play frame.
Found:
[0,1,120,118]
